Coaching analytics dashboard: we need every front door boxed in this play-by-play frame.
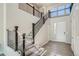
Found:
[54,22,66,42]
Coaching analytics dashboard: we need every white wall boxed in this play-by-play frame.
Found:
[6,3,39,35]
[5,3,39,56]
[71,3,79,56]
[49,16,72,44]
[39,5,53,15]
[0,3,4,53]
[35,19,49,47]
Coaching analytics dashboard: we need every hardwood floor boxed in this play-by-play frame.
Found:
[43,41,74,56]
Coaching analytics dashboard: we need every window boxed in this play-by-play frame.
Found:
[66,8,70,14]
[65,3,71,15]
[58,6,65,16]
[50,8,57,17]
[58,10,65,16]
[58,6,65,10]
[51,11,57,17]
[66,3,71,8]
[50,3,71,17]
[51,8,57,12]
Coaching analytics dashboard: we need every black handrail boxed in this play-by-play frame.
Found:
[35,8,41,13]
[26,3,33,8]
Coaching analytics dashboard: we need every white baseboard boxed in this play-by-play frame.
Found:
[50,39,71,44]
[41,40,49,47]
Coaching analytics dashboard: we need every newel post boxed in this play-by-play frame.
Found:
[32,23,35,44]
[15,26,18,51]
[33,6,35,16]
[22,33,26,56]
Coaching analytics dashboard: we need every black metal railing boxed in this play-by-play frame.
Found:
[19,3,43,18]
[32,12,50,44]
[7,26,33,55]
[19,3,50,44]
[7,26,19,51]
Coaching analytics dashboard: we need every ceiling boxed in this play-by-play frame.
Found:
[32,3,67,9]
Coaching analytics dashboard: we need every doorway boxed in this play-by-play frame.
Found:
[54,21,66,42]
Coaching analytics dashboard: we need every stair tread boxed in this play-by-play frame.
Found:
[25,46,45,56]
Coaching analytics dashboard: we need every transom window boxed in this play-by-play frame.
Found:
[50,3,71,17]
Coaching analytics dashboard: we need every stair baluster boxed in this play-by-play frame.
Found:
[22,33,26,56]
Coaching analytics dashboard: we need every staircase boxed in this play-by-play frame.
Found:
[7,27,47,56]
[6,3,73,56]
